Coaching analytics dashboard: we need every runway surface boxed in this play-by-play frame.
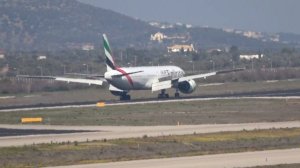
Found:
[0,128,90,137]
[1,90,299,168]
[1,121,300,147]
[46,148,300,168]
[1,96,300,112]
[1,88,300,112]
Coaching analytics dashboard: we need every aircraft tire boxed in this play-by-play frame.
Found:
[120,94,131,101]
[158,93,169,99]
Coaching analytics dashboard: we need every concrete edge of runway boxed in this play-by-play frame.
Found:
[1,120,300,131]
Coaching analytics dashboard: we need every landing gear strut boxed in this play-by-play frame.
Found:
[175,89,180,98]
[120,94,131,101]
[158,89,169,99]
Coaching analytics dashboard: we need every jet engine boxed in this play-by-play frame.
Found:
[178,80,197,94]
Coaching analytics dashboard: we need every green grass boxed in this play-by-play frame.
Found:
[0,98,299,125]
[1,128,300,168]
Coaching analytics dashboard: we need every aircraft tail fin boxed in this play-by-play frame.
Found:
[103,34,117,71]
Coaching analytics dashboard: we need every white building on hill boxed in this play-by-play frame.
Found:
[150,32,167,42]
[167,44,195,53]
[37,55,47,60]
[240,54,264,60]
[82,43,95,51]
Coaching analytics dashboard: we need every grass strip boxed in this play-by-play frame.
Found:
[0,99,299,125]
[1,128,300,168]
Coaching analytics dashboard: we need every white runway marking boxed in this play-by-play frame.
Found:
[0,96,16,99]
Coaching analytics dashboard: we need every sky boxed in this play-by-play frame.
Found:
[80,0,300,34]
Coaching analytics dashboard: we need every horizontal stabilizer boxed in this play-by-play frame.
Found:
[17,75,104,86]
[17,75,56,79]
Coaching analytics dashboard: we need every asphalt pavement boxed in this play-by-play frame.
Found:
[46,148,300,168]
[1,121,300,147]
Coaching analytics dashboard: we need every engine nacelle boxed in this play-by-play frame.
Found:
[178,80,197,94]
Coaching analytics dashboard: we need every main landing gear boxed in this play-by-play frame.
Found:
[120,94,131,101]
[158,89,180,99]
[158,89,169,99]
[175,91,180,98]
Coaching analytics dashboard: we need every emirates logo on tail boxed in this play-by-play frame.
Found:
[103,34,117,71]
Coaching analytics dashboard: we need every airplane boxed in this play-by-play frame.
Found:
[19,34,244,101]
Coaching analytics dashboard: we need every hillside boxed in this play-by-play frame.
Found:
[154,26,285,50]
[0,0,156,51]
[0,0,295,51]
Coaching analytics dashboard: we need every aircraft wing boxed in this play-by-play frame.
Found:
[64,73,104,79]
[178,68,244,82]
[55,77,104,85]
[151,68,244,92]
[152,80,172,92]
[17,75,105,86]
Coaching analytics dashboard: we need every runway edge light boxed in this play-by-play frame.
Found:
[21,117,43,123]
[96,102,106,107]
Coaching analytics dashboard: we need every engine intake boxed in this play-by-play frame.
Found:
[178,80,196,94]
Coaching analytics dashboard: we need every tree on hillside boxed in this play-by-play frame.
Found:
[229,45,240,62]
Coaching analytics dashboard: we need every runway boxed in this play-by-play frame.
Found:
[1,90,299,167]
[1,88,300,112]
[47,148,300,168]
[1,96,300,112]
[0,128,90,137]
[1,121,300,147]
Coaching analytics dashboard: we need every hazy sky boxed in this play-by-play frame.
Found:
[80,0,300,34]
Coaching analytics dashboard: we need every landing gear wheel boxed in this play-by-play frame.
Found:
[175,92,180,98]
[158,90,169,99]
[158,94,168,99]
[120,94,131,101]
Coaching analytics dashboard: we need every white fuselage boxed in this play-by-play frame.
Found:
[104,66,185,91]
